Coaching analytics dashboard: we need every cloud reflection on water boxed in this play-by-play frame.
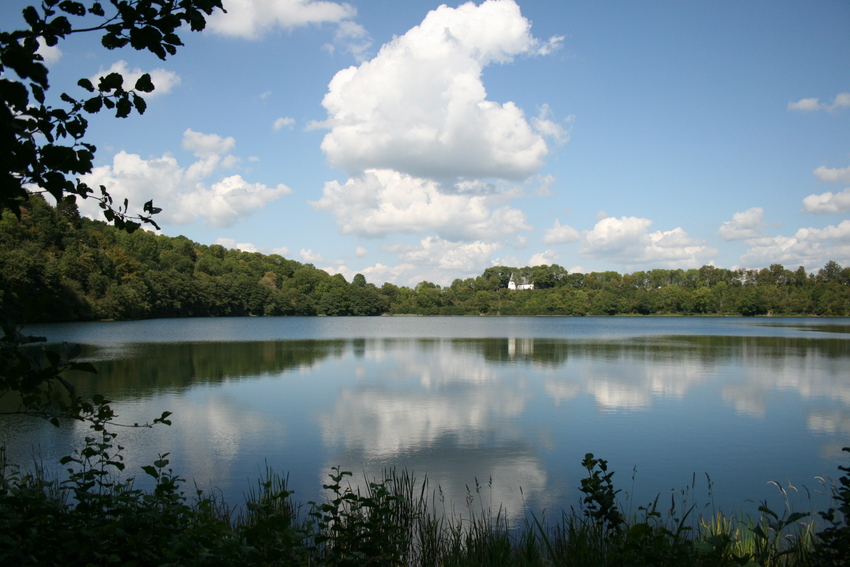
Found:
[8,324,849,518]
[318,340,548,521]
[315,333,850,521]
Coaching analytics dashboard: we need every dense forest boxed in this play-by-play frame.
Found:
[2,196,849,322]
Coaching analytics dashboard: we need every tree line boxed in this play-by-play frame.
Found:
[2,196,848,322]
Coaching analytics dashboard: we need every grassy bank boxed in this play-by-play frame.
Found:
[1,438,848,567]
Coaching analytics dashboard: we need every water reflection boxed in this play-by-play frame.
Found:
[320,380,527,456]
[54,334,850,445]
[317,339,550,518]
[806,409,850,435]
[328,444,552,524]
[313,334,850,518]
[62,340,347,397]
[4,328,849,520]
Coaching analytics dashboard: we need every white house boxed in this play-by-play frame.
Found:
[508,273,534,290]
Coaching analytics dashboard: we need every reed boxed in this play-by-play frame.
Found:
[1,444,848,566]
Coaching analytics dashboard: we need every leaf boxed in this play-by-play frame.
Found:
[65,116,86,138]
[143,200,162,215]
[23,6,40,27]
[58,1,86,16]
[116,97,131,118]
[98,72,123,92]
[154,410,172,426]
[142,465,159,479]
[32,84,45,104]
[786,511,810,524]
[101,33,128,50]
[164,33,183,46]
[132,93,147,115]
[77,77,95,92]
[134,73,155,93]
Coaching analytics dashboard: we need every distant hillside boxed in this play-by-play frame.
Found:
[2,197,848,322]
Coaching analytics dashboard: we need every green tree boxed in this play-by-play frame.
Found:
[691,286,714,314]
[2,0,224,229]
[476,266,514,291]
[473,290,491,313]
[818,260,843,283]
[738,288,767,316]
[1,0,226,433]
[589,289,617,315]
[349,283,384,316]
[318,288,349,315]
[380,281,399,305]
[530,264,558,289]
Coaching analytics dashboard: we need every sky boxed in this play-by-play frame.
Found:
[3,0,849,286]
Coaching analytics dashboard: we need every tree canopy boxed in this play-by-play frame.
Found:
[1,0,223,229]
[2,196,849,322]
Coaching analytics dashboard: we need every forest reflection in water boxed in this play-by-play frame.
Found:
[3,321,850,524]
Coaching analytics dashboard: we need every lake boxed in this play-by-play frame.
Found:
[3,316,849,523]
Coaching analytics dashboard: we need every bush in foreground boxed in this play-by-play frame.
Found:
[1,428,849,566]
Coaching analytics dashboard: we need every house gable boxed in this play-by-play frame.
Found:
[508,273,534,290]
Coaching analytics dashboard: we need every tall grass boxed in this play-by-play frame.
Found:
[1,444,848,566]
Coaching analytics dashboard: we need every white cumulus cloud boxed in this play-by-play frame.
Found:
[788,92,850,113]
[300,248,325,263]
[352,262,419,286]
[384,237,501,273]
[739,221,850,268]
[273,117,295,130]
[215,238,258,252]
[813,165,850,184]
[529,249,559,266]
[310,169,530,240]
[343,238,505,287]
[80,130,291,227]
[542,219,581,245]
[581,216,717,268]
[717,207,767,241]
[89,60,181,97]
[532,104,571,146]
[533,174,556,196]
[801,187,850,214]
[795,220,850,243]
[183,128,236,158]
[208,0,356,39]
[315,0,562,181]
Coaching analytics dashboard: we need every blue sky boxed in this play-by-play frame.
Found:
[4,0,849,286]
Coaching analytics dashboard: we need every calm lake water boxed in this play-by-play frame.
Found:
[4,316,850,522]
